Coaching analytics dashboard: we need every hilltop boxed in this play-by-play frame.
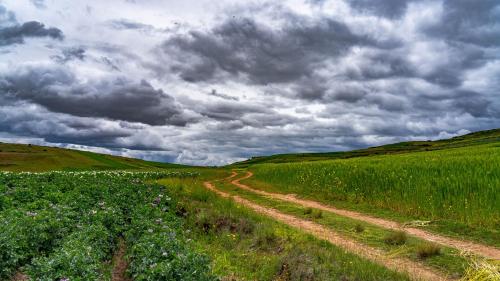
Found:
[231,128,500,166]
[0,142,188,172]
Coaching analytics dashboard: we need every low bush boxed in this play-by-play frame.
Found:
[277,249,315,281]
[384,231,407,246]
[354,223,365,233]
[312,210,323,219]
[252,229,283,253]
[416,243,441,259]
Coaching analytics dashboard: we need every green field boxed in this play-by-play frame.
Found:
[242,144,500,255]
[0,142,187,172]
[0,169,414,280]
[0,171,216,280]
[233,129,500,166]
[1,129,499,280]
[248,143,500,230]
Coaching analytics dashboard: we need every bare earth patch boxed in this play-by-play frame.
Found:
[11,272,28,281]
[112,239,131,281]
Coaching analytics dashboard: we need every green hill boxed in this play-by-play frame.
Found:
[0,142,188,172]
[232,128,500,166]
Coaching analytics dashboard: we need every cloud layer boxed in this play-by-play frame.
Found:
[0,0,499,165]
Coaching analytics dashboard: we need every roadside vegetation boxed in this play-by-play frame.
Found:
[246,143,500,245]
[215,177,469,278]
[158,176,411,281]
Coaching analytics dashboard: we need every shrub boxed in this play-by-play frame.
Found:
[277,249,315,281]
[354,224,365,233]
[195,211,213,233]
[252,229,282,253]
[312,210,323,219]
[383,231,407,246]
[416,243,441,259]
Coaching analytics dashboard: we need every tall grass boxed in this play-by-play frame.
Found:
[251,143,500,228]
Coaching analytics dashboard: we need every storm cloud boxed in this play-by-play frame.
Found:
[1,65,192,126]
[0,0,499,165]
[163,16,374,85]
[0,11,63,46]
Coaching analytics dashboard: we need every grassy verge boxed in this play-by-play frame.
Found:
[246,143,500,233]
[158,172,411,281]
[216,178,469,278]
[242,174,500,248]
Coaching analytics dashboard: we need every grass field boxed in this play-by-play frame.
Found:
[1,129,499,280]
[233,129,500,166]
[0,142,187,172]
[247,142,500,246]
[0,169,414,280]
[215,177,469,278]
[158,176,411,281]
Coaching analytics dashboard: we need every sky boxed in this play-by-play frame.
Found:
[0,0,499,165]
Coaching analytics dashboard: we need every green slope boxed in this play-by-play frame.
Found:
[0,142,189,172]
[231,128,500,166]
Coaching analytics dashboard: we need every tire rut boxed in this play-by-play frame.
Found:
[231,171,500,260]
[204,179,451,281]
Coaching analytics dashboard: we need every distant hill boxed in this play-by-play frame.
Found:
[0,143,188,172]
[231,128,500,166]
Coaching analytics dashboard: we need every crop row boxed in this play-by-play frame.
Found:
[0,170,216,281]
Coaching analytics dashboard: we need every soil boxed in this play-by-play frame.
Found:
[111,239,131,281]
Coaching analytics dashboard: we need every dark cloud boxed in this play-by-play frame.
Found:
[101,57,121,71]
[425,0,500,47]
[0,1,499,165]
[451,91,493,118]
[345,51,416,81]
[108,19,155,31]
[52,47,86,63]
[163,16,373,85]
[207,89,239,101]
[347,0,413,18]
[196,100,267,122]
[0,105,133,148]
[30,0,46,9]
[0,65,193,126]
[0,21,63,46]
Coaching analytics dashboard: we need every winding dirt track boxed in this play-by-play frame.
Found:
[204,178,451,281]
[231,171,500,261]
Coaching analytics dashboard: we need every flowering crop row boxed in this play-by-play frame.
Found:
[0,170,215,281]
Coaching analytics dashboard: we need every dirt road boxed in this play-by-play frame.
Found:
[203,180,452,281]
[231,171,500,260]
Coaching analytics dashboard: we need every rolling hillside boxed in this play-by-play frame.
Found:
[0,142,187,171]
[232,128,500,166]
